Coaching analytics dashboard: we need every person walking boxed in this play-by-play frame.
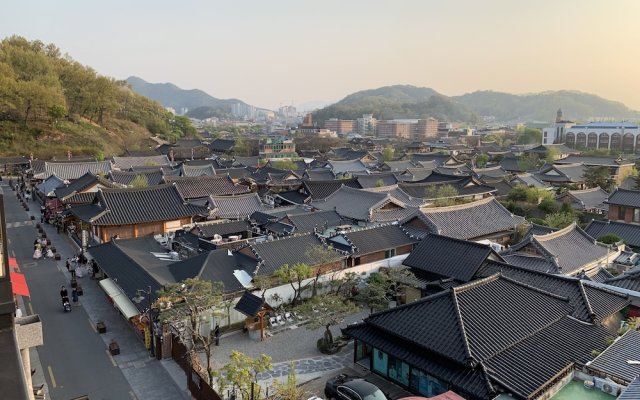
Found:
[60,286,68,299]
[214,324,220,346]
[65,258,70,271]
[70,261,76,278]
[71,287,78,304]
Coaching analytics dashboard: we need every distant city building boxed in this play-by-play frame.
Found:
[324,118,355,134]
[259,136,297,160]
[375,118,438,139]
[543,108,640,152]
[302,113,313,126]
[356,114,376,135]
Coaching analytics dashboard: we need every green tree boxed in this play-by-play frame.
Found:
[269,362,307,400]
[130,174,149,188]
[382,146,394,162]
[355,273,389,313]
[274,263,313,304]
[583,166,614,191]
[543,212,575,229]
[517,154,540,171]
[476,154,489,168]
[425,184,459,206]
[545,146,561,163]
[156,278,224,386]
[293,293,359,349]
[213,351,272,400]
[271,159,298,170]
[304,245,340,297]
[597,233,622,244]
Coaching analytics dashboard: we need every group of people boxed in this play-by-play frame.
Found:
[65,254,96,278]
[33,237,54,259]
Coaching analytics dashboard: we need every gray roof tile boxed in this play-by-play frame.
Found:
[607,188,640,208]
[588,329,640,381]
[108,170,165,186]
[35,161,112,180]
[208,193,265,219]
[328,224,417,257]
[164,175,250,199]
[585,220,640,248]
[112,155,171,169]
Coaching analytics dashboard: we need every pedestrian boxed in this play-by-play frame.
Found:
[65,258,70,271]
[214,324,220,346]
[91,260,98,279]
[70,262,76,278]
[71,288,78,303]
[60,285,67,299]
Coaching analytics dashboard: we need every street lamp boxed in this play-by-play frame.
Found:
[133,286,155,357]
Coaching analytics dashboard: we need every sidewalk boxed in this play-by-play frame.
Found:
[24,192,191,400]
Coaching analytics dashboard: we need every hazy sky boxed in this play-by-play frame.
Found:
[3,0,640,110]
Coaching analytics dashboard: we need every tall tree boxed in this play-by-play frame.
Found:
[273,263,313,304]
[583,166,614,191]
[213,351,272,400]
[293,293,359,348]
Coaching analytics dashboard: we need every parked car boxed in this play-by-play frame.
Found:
[324,374,388,400]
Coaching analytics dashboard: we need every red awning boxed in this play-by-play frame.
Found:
[10,271,30,297]
[8,257,17,269]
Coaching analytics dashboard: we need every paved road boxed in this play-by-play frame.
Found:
[4,186,135,400]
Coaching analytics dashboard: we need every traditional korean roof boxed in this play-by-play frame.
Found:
[472,166,510,179]
[53,172,115,201]
[234,291,270,317]
[355,173,398,188]
[410,153,455,166]
[303,169,335,181]
[112,155,171,170]
[364,186,427,207]
[34,161,112,180]
[509,173,550,189]
[606,187,640,208]
[605,268,640,293]
[589,329,640,382]
[344,274,616,400]
[416,170,471,184]
[417,197,525,240]
[504,223,609,276]
[208,138,236,152]
[191,220,251,238]
[619,376,640,400]
[398,179,496,200]
[556,155,634,167]
[214,167,251,181]
[274,190,309,205]
[311,185,417,222]
[233,156,260,167]
[285,210,344,234]
[179,164,216,177]
[403,234,501,282]
[108,170,165,186]
[499,157,527,173]
[557,187,609,211]
[381,160,420,172]
[302,179,362,199]
[476,261,629,322]
[35,175,65,197]
[168,250,250,293]
[327,224,417,257]
[74,184,208,225]
[585,220,640,248]
[163,175,250,200]
[208,193,265,219]
[327,159,369,175]
[535,163,587,184]
[246,233,344,276]
[501,254,558,274]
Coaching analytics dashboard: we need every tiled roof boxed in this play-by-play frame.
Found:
[35,161,112,180]
[402,234,497,282]
[208,193,265,219]
[558,187,609,211]
[327,225,417,257]
[112,155,171,170]
[209,138,235,152]
[35,175,65,197]
[472,166,510,179]
[234,291,268,317]
[526,223,558,236]
[416,170,471,184]
[53,172,115,200]
[398,179,496,200]
[501,254,557,274]
[275,190,309,205]
[168,250,247,293]
[233,156,260,167]
[619,376,640,400]
[381,160,419,172]
[345,274,616,399]
[64,192,97,205]
[214,167,251,180]
[302,179,362,199]
[285,210,344,233]
[606,187,640,208]
[80,184,208,225]
[303,169,335,181]
[327,159,369,174]
[248,233,344,276]
[163,175,250,199]
[355,173,398,189]
[192,220,251,238]
[509,173,550,188]
[585,220,640,248]
[410,153,453,166]
[504,223,609,275]
[180,164,216,177]
[419,197,525,240]
[588,329,640,382]
[396,167,434,182]
[605,268,640,292]
[364,186,427,207]
[311,185,416,222]
[499,157,527,173]
[108,170,165,186]
[476,261,628,322]
[556,155,634,167]
[536,163,587,183]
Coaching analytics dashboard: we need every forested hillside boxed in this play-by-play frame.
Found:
[0,36,196,157]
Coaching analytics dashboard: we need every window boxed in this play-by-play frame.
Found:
[385,249,396,258]
[634,208,640,223]
[619,206,626,220]
[410,369,448,397]
[372,348,388,375]
[387,355,409,386]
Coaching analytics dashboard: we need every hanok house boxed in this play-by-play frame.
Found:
[310,185,418,224]
[501,222,615,277]
[343,273,629,400]
[30,160,112,181]
[556,186,609,214]
[554,155,635,185]
[326,224,418,267]
[53,172,116,206]
[207,192,266,220]
[606,187,640,224]
[163,175,250,201]
[108,169,165,187]
[69,184,209,243]
[585,219,640,251]
[535,163,588,188]
[400,197,525,244]
[237,233,345,278]
[111,155,172,170]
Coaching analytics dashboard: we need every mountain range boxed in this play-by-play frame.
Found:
[127,77,640,125]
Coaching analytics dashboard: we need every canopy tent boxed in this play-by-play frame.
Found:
[10,271,30,297]
[98,278,140,320]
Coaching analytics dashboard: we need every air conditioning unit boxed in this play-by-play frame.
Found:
[593,377,622,396]
[228,235,241,241]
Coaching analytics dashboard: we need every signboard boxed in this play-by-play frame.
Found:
[81,230,88,251]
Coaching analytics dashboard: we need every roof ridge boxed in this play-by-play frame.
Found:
[577,281,596,322]
[533,221,577,241]
[420,196,496,213]
[451,289,476,366]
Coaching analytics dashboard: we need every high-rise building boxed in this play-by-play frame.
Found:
[303,113,313,126]
[356,114,376,135]
[376,120,413,139]
[413,118,439,139]
[324,118,355,134]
